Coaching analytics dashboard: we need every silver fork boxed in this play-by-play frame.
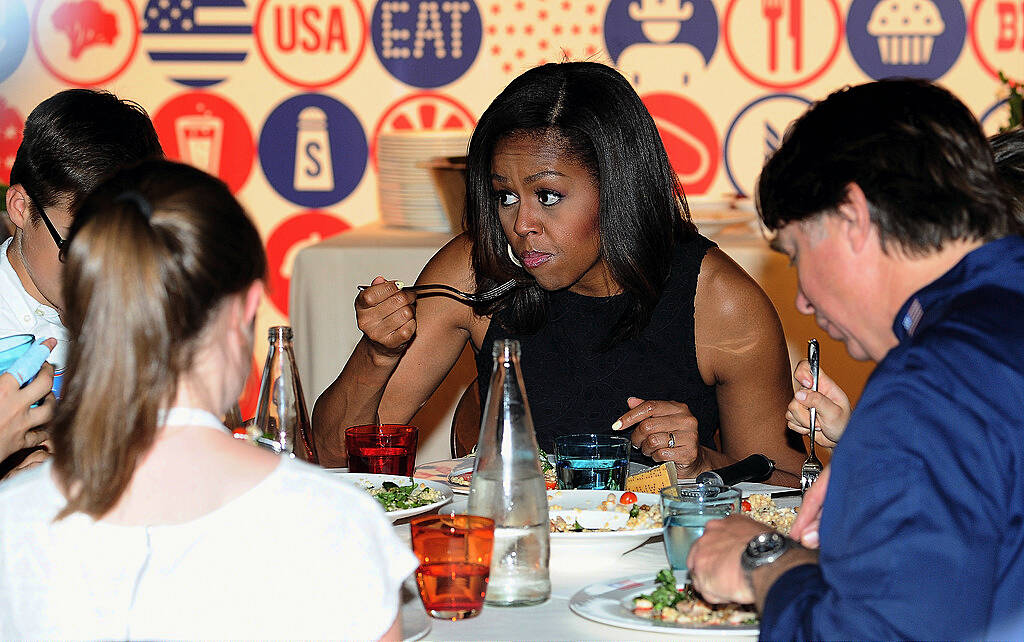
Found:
[800,338,824,494]
[356,278,519,304]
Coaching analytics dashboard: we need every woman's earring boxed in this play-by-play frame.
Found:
[507,243,523,268]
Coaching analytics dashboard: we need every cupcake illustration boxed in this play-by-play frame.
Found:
[867,0,944,65]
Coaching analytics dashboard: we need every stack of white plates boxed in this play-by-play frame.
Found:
[377,131,471,232]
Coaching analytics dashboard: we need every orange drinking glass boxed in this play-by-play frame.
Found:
[410,514,495,620]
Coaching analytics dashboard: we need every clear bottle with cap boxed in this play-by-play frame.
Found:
[253,326,318,462]
[467,339,550,606]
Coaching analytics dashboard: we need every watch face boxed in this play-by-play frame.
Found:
[748,532,786,558]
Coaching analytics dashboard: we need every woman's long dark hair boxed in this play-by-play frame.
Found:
[52,160,266,519]
[465,62,694,346]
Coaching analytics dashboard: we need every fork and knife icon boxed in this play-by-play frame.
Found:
[762,0,802,73]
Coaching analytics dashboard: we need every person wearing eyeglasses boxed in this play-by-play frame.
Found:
[0,89,163,477]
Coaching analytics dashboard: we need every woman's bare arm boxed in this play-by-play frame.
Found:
[694,248,806,486]
[311,235,482,467]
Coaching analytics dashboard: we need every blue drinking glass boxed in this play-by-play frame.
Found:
[660,483,741,570]
[553,433,631,490]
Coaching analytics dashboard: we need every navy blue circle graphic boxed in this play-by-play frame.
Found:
[604,0,718,69]
[371,0,482,88]
[259,94,368,208]
[0,0,30,84]
[847,0,965,81]
[980,98,1010,132]
[723,93,812,197]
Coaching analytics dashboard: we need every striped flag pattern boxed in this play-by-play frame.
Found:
[141,0,251,88]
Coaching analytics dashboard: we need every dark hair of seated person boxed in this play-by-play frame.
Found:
[990,127,1024,225]
[51,159,266,519]
[9,89,164,221]
[464,61,698,347]
[757,78,1019,251]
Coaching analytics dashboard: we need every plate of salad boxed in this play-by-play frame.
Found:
[444,449,559,493]
[334,472,453,522]
[569,568,759,635]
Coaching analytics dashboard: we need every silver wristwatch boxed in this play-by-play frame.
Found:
[740,531,793,573]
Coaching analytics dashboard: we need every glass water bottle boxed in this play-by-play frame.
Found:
[467,339,550,606]
[254,326,318,462]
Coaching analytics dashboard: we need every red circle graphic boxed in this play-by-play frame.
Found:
[152,91,255,194]
[642,92,719,196]
[238,357,262,421]
[265,211,351,317]
[0,101,24,185]
[32,0,139,87]
[370,92,477,169]
[723,0,843,90]
[970,0,1024,84]
[254,0,368,89]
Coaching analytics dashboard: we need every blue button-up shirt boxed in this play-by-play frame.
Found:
[761,236,1024,640]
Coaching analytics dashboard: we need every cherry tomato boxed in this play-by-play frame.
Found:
[619,491,638,504]
[741,499,752,512]
[545,479,558,490]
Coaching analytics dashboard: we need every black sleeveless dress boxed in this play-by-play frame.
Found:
[476,235,720,466]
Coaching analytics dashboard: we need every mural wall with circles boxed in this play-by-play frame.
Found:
[1,0,1016,415]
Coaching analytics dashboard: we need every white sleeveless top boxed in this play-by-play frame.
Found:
[0,448,416,640]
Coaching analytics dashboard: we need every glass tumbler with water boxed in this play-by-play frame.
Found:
[553,433,630,490]
[660,483,741,570]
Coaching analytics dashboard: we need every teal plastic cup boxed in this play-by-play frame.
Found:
[0,334,35,374]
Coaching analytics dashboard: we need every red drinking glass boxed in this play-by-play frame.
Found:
[344,424,418,476]
[410,514,495,620]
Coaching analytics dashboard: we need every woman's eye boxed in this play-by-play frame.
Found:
[537,190,563,206]
[495,190,519,207]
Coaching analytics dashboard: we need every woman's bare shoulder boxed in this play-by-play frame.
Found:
[419,233,477,290]
[693,246,787,383]
[695,247,779,327]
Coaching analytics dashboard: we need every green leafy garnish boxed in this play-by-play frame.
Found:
[366,481,442,512]
[641,568,685,610]
[537,448,554,473]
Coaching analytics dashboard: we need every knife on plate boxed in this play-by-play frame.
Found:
[695,454,776,487]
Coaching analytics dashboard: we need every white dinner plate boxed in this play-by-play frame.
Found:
[415,458,651,495]
[331,472,453,522]
[569,573,759,636]
[414,457,474,494]
[399,576,431,642]
[689,206,756,236]
[546,490,663,558]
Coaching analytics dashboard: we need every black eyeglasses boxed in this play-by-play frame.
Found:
[21,186,65,253]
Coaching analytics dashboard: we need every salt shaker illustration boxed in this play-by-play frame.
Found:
[174,110,223,175]
[293,106,334,192]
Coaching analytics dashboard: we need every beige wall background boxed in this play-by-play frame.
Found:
[0,0,1017,428]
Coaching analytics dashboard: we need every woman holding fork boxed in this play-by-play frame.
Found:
[313,61,806,485]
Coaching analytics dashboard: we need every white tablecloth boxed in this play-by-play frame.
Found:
[394,479,796,641]
[290,222,872,464]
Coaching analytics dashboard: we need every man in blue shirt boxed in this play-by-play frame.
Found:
[687,79,1024,639]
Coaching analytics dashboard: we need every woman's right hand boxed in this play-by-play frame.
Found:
[786,360,850,448]
[355,276,418,359]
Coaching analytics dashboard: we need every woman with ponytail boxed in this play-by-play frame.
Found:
[0,160,414,639]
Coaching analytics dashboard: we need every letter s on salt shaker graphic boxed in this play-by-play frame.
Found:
[293,106,334,192]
